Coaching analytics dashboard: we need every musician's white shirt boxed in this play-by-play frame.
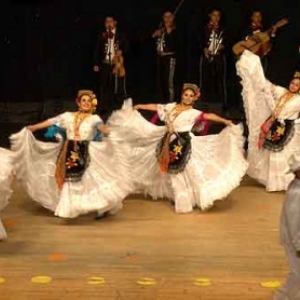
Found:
[157,32,165,52]
[246,29,260,40]
[105,28,116,62]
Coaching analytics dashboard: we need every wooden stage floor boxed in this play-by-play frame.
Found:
[0,177,288,299]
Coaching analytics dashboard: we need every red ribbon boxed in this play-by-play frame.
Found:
[208,22,219,30]
[102,31,114,39]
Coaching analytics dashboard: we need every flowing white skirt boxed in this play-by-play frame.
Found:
[236,50,299,191]
[0,148,14,240]
[108,100,249,213]
[10,128,133,218]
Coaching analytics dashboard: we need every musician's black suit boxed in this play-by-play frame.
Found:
[197,24,227,110]
[93,28,128,118]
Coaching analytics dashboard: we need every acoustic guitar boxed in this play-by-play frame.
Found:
[232,18,289,57]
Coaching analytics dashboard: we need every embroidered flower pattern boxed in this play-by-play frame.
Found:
[66,158,77,169]
[173,145,183,154]
[66,151,80,169]
[70,151,79,161]
[169,144,183,162]
[169,151,178,162]
[271,124,285,142]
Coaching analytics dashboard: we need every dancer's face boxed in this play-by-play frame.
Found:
[181,89,197,105]
[78,95,93,112]
[289,78,300,93]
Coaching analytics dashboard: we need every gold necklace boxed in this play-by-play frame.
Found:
[166,103,191,126]
[73,111,91,139]
[273,92,294,118]
[172,103,191,115]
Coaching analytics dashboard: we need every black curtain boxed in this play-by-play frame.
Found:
[1,0,299,104]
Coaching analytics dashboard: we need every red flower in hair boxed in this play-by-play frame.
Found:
[75,97,81,106]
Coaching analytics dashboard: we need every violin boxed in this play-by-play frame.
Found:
[232,18,289,57]
[112,49,125,77]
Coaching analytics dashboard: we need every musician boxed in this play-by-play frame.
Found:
[242,10,264,40]
[152,10,178,103]
[93,15,128,118]
[241,10,276,71]
[198,8,227,111]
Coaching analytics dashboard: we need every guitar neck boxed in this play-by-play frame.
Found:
[264,27,274,35]
[264,20,287,35]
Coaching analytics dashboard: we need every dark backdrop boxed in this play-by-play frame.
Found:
[1,0,300,107]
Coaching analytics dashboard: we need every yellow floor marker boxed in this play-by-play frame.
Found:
[0,277,6,284]
[87,277,106,285]
[31,276,52,284]
[137,277,156,286]
[260,281,281,288]
[193,278,212,287]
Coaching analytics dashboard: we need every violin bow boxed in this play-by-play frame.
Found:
[157,0,185,28]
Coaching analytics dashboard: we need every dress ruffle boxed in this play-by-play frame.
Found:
[236,50,298,191]
[108,99,248,212]
[10,128,133,218]
[0,148,15,240]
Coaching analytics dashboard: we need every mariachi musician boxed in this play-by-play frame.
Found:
[93,14,128,118]
[152,10,178,103]
[198,8,227,112]
[241,9,276,72]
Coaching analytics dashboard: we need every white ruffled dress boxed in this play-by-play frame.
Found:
[108,99,248,213]
[0,148,14,240]
[236,50,300,191]
[10,112,132,218]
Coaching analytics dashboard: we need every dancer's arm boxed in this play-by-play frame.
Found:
[27,120,54,133]
[265,80,286,101]
[97,123,110,136]
[203,113,233,126]
[133,104,158,111]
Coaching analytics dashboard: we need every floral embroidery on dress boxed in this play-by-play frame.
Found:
[270,125,285,141]
[263,119,295,152]
[66,150,81,169]
[156,132,192,174]
[169,144,183,162]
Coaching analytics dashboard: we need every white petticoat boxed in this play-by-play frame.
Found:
[236,50,300,191]
[10,128,133,218]
[108,100,249,213]
[0,148,14,240]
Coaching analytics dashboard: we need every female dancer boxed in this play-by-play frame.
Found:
[0,148,14,240]
[236,50,300,191]
[108,83,248,213]
[10,90,132,219]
